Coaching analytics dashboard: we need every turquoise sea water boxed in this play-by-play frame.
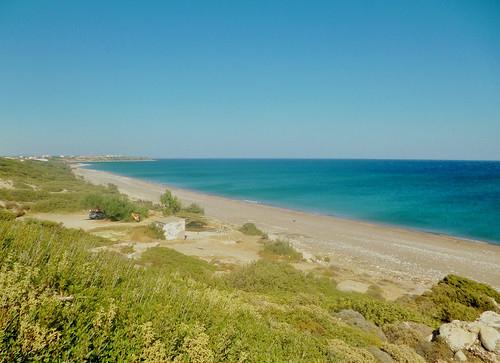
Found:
[86,159,500,244]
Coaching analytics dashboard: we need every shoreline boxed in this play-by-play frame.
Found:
[73,164,500,291]
[79,164,495,247]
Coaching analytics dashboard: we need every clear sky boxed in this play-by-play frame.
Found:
[1,1,499,159]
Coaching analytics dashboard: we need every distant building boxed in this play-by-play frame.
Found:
[156,217,185,240]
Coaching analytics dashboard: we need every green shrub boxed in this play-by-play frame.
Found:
[327,339,377,363]
[147,223,166,240]
[381,343,426,363]
[160,189,181,215]
[238,222,265,236]
[413,274,500,322]
[138,247,216,280]
[331,295,435,327]
[81,193,148,221]
[223,260,311,294]
[182,203,205,215]
[135,199,162,211]
[0,158,149,216]
[261,240,303,261]
[186,218,208,231]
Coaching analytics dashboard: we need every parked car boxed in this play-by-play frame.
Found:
[89,208,106,220]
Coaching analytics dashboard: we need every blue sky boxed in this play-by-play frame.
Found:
[1,0,499,159]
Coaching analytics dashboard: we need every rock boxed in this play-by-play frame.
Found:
[336,280,369,294]
[436,311,500,361]
[334,309,387,341]
[479,311,500,329]
[468,344,499,363]
[439,321,478,352]
[403,321,433,338]
[454,350,467,361]
[487,297,500,312]
[479,325,500,352]
[367,346,395,363]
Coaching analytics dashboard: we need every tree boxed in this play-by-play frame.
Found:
[160,189,181,215]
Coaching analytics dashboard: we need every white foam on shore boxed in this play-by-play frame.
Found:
[243,199,260,204]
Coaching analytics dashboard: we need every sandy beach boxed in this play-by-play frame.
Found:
[74,165,500,292]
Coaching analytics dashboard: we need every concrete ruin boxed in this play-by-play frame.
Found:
[156,216,185,240]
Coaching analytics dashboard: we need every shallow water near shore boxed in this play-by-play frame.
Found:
[86,159,500,244]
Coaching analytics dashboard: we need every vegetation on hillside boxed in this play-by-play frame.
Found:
[238,222,265,237]
[260,240,303,261]
[0,217,447,361]
[3,217,494,361]
[160,189,182,215]
[0,158,148,221]
[410,274,500,322]
[1,157,498,362]
[0,208,17,221]
[146,222,167,240]
[81,193,148,221]
[181,203,205,215]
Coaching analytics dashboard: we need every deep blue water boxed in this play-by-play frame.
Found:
[86,159,500,244]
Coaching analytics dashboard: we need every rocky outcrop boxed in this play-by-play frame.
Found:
[435,311,500,362]
[479,325,499,352]
[334,309,387,341]
[438,320,478,352]
[479,311,500,329]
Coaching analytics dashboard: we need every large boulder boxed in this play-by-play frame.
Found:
[479,325,499,352]
[436,310,500,361]
[438,320,478,352]
[479,311,500,330]
[334,309,387,341]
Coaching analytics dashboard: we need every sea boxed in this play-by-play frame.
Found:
[85,159,500,244]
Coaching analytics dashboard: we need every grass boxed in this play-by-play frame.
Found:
[122,223,167,242]
[0,208,17,221]
[260,239,303,261]
[138,246,217,281]
[146,222,166,240]
[0,158,148,221]
[119,244,135,255]
[186,218,209,231]
[181,203,205,215]
[238,222,265,237]
[0,217,449,361]
[81,193,148,221]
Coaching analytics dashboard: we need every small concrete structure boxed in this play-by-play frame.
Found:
[156,216,185,240]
